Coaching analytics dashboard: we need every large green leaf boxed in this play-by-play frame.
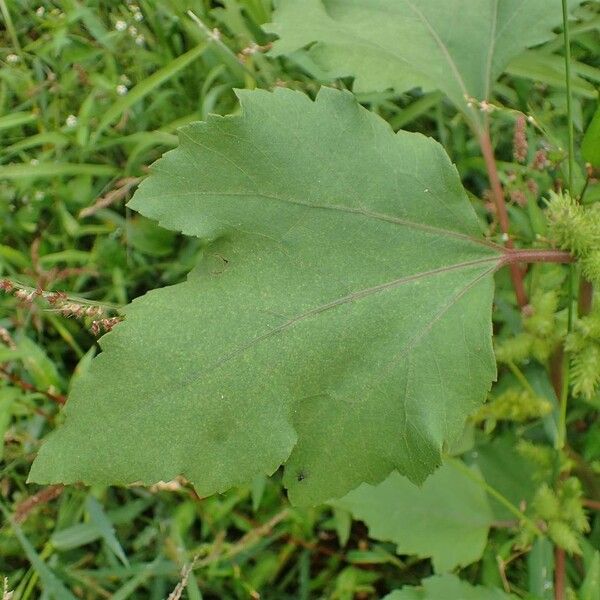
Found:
[384,574,516,600]
[334,460,494,572]
[29,87,501,505]
[266,0,585,131]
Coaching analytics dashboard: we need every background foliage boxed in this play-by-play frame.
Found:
[1,1,599,598]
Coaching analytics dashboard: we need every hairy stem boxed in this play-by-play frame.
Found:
[500,248,573,266]
[480,126,528,307]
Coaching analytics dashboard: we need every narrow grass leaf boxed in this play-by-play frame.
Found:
[0,112,36,131]
[0,163,117,179]
[86,496,129,567]
[0,502,79,600]
[93,43,207,140]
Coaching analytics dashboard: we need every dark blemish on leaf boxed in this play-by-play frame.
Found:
[209,253,230,275]
[296,470,306,482]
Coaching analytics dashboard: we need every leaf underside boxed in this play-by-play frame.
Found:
[30,87,501,505]
[267,0,585,130]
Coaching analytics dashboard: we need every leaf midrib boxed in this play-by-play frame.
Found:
[118,259,497,443]
[187,256,499,377]
[404,0,470,100]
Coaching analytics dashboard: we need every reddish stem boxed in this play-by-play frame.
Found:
[578,278,593,316]
[501,249,574,266]
[14,485,64,523]
[583,498,600,511]
[480,126,528,307]
[555,547,565,600]
[0,365,66,405]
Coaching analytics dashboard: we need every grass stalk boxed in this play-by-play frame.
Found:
[557,0,577,450]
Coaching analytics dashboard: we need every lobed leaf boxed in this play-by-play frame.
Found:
[384,574,516,599]
[30,87,501,505]
[334,460,494,572]
[266,0,586,131]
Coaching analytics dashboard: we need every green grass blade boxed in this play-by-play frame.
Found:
[0,502,79,600]
[86,496,129,567]
[0,163,117,179]
[0,112,36,131]
[93,43,207,141]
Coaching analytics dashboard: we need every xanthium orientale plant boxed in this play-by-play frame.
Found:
[28,86,571,505]
[27,0,590,515]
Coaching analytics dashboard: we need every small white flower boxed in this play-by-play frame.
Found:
[34,190,45,201]
[128,25,137,36]
[115,19,127,32]
[135,34,145,46]
[241,42,259,55]
[6,53,19,64]
[501,232,509,242]
[116,84,128,96]
[133,11,143,22]
[479,100,494,113]
[30,159,39,166]
[36,6,45,16]
[66,114,78,128]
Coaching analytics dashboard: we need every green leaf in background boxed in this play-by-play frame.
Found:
[465,434,540,521]
[580,551,600,600]
[266,0,586,131]
[527,537,555,600]
[126,215,178,257]
[582,104,600,168]
[384,574,516,600]
[334,461,493,572]
[30,87,501,505]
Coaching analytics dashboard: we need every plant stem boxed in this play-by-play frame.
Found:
[450,459,544,537]
[578,278,593,316]
[0,365,66,405]
[583,498,600,511]
[557,0,577,451]
[555,546,566,600]
[480,126,528,307]
[558,268,575,449]
[562,0,575,194]
[507,360,538,398]
[500,248,573,266]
